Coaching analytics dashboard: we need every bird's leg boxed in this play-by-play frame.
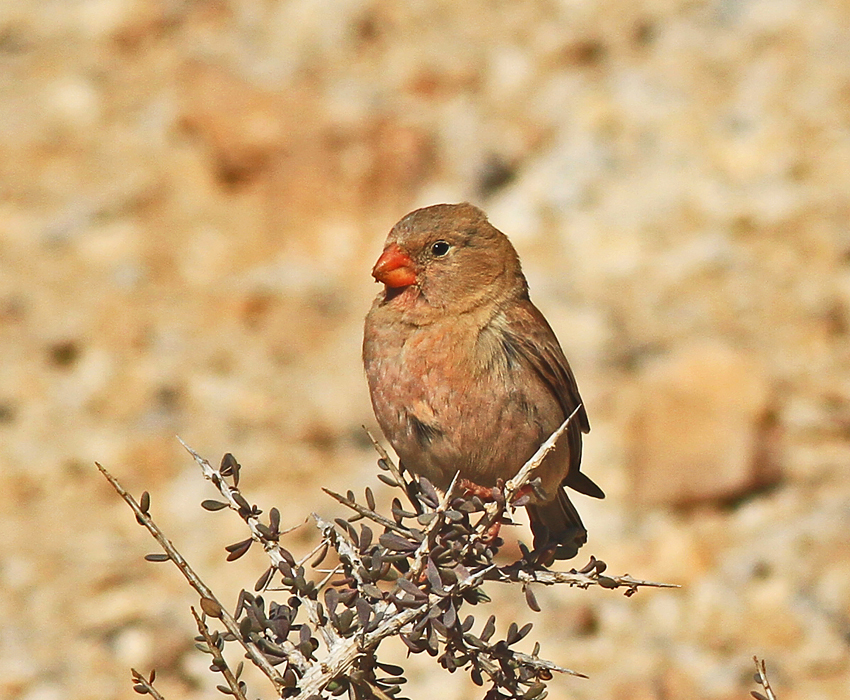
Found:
[458,478,510,545]
[510,484,535,507]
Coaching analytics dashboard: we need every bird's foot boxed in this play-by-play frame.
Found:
[458,478,500,502]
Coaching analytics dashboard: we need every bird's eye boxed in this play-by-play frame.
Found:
[431,240,451,257]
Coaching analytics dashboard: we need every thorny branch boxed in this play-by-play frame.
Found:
[101,413,684,700]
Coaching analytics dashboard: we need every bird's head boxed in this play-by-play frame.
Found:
[371,203,527,314]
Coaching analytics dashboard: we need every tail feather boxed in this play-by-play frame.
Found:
[563,469,605,499]
[526,488,587,561]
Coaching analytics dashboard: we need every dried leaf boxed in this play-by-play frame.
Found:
[144,552,170,563]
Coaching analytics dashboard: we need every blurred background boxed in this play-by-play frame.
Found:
[1,1,849,698]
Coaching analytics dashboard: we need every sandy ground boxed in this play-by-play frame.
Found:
[1,1,849,699]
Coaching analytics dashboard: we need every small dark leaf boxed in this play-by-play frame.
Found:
[355,597,372,629]
[239,617,253,639]
[396,578,425,597]
[221,453,241,486]
[132,685,150,695]
[481,615,496,642]
[594,559,607,574]
[579,556,597,574]
[417,512,437,526]
[378,473,398,487]
[140,491,150,514]
[254,566,274,592]
[365,487,376,510]
[337,609,355,633]
[359,524,373,551]
[418,478,440,506]
[335,518,359,545]
[400,634,424,653]
[597,576,617,589]
[278,547,296,567]
[751,693,768,700]
[379,532,417,552]
[144,553,170,562]
[390,498,417,519]
[200,597,223,618]
[377,663,405,676]
[311,542,330,568]
[232,492,251,513]
[202,499,229,512]
[515,622,533,642]
[442,601,457,628]
[255,523,276,540]
[425,558,443,591]
[524,586,541,612]
[324,587,340,612]
[225,538,253,561]
[523,682,546,699]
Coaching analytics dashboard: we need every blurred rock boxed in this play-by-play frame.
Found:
[178,60,293,187]
[625,341,777,506]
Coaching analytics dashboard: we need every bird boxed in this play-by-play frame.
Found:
[362,202,603,560]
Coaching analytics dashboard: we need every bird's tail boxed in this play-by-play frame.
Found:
[527,488,588,561]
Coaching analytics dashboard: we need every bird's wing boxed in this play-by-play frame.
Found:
[496,296,604,499]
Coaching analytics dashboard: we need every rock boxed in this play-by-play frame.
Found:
[625,341,777,506]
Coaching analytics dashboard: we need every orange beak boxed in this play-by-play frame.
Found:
[372,243,417,287]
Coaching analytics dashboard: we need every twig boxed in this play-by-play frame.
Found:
[362,426,419,511]
[130,669,166,700]
[466,404,583,554]
[504,404,583,502]
[96,463,288,694]
[177,440,341,652]
[751,656,778,700]
[409,470,460,580]
[191,607,248,700]
[496,563,679,592]
[323,488,410,536]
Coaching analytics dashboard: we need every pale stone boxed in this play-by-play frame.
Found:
[626,341,775,505]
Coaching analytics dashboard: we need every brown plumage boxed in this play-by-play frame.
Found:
[363,202,603,560]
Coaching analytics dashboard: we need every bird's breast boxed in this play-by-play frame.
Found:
[365,311,564,492]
